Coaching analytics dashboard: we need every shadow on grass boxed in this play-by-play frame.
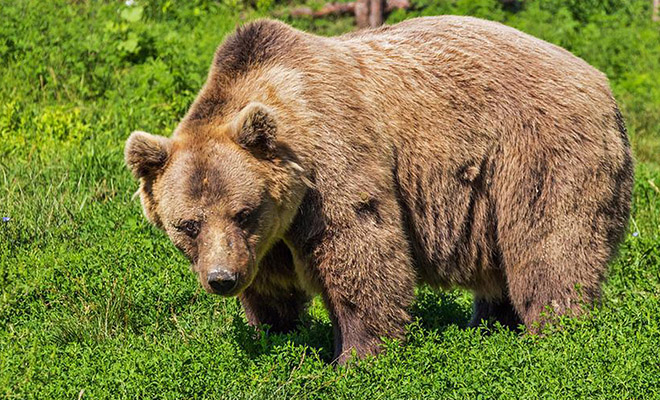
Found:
[231,287,473,362]
[410,287,472,333]
[230,310,336,362]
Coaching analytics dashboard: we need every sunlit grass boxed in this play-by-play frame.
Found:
[1,0,659,398]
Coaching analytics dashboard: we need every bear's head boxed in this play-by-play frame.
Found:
[125,102,306,296]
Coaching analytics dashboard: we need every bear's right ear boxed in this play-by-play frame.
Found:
[124,131,172,179]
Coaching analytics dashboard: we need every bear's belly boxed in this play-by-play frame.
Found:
[394,152,501,292]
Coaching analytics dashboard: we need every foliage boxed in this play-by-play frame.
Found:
[0,0,659,398]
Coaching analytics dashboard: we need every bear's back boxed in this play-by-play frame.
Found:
[331,16,613,128]
[341,16,605,83]
[190,16,621,157]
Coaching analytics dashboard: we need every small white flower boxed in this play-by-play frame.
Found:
[125,0,135,6]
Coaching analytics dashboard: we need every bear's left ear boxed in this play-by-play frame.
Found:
[231,102,278,158]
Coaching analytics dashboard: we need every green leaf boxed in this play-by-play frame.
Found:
[118,34,139,54]
[120,6,143,23]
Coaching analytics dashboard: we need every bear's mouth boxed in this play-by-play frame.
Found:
[207,285,241,297]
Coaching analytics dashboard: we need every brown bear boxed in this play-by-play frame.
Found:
[124,16,633,363]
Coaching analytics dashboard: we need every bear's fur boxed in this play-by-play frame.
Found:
[125,16,633,363]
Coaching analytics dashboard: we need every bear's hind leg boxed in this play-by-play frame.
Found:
[499,207,614,332]
[499,209,610,332]
[495,136,631,332]
[505,258,603,333]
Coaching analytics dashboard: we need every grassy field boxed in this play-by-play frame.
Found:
[1,0,659,398]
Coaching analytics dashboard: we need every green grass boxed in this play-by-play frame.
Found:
[1,0,659,398]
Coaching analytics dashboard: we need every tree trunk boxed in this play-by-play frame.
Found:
[289,0,410,28]
[355,0,370,28]
[369,0,384,28]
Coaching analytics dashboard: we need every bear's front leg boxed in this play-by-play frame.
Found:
[239,285,310,334]
[239,241,311,334]
[294,202,417,363]
[322,224,416,363]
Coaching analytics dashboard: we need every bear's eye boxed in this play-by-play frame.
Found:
[175,220,200,238]
[234,208,253,227]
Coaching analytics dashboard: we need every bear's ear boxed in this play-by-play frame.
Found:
[231,102,277,158]
[124,131,172,179]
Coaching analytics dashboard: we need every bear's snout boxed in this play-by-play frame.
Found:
[207,268,239,295]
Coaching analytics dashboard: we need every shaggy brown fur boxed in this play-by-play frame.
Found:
[125,16,633,363]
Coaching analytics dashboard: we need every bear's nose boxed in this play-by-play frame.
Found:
[207,269,238,295]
